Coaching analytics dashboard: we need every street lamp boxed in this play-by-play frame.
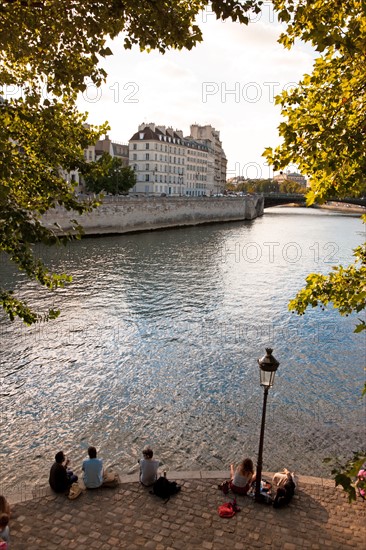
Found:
[255,347,280,503]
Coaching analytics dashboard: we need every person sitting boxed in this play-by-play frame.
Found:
[82,446,118,489]
[139,446,161,487]
[0,497,10,519]
[0,513,10,548]
[49,451,78,493]
[272,468,296,508]
[230,458,256,495]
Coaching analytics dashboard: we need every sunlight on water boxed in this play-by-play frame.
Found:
[0,208,365,491]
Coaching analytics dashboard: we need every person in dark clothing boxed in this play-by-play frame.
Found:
[273,472,296,508]
[49,451,78,493]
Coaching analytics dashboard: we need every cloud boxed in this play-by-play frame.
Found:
[77,15,315,170]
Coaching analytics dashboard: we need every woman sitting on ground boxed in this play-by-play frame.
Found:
[230,458,256,495]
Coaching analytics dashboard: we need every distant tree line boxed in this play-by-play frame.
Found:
[226,178,307,194]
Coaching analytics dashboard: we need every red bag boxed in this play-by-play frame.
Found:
[218,499,240,518]
[218,502,235,518]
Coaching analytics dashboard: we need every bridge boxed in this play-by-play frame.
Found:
[261,193,366,209]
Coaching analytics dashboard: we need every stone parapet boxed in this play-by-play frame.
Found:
[42,196,264,236]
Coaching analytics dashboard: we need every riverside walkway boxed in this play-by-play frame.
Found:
[8,471,365,549]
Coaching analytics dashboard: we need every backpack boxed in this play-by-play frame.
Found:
[150,476,181,501]
[218,480,230,495]
[218,498,240,518]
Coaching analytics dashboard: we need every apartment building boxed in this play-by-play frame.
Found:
[190,124,227,194]
[95,135,129,166]
[274,171,307,187]
[129,123,225,196]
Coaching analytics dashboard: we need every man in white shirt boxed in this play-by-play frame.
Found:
[82,446,104,488]
[139,446,161,486]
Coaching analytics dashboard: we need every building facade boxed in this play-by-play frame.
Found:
[129,123,226,197]
[95,135,129,166]
[190,124,227,194]
[274,171,307,187]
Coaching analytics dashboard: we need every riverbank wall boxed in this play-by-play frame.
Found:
[42,195,264,235]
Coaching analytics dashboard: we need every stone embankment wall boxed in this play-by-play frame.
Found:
[42,196,264,236]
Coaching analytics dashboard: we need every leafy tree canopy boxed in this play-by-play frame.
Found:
[0,0,263,95]
[85,153,136,195]
[264,0,366,204]
[289,244,366,333]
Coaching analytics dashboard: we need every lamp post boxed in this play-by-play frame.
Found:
[255,347,279,503]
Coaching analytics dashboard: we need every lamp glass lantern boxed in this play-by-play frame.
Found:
[258,348,279,388]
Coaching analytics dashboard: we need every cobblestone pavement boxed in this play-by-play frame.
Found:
[8,472,366,549]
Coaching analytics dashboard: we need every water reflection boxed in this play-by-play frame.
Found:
[0,208,365,488]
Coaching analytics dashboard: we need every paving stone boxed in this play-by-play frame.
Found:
[7,474,366,549]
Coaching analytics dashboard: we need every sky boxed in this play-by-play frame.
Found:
[76,4,315,181]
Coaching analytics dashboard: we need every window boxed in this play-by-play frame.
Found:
[133,144,137,150]
[145,174,149,181]
[146,153,149,160]
[146,163,149,170]
[133,153,137,160]
[146,143,149,149]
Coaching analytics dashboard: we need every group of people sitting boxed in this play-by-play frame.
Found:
[229,457,296,507]
[49,446,118,494]
[49,445,160,496]
[49,446,296,508]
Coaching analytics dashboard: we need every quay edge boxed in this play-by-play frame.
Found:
[42,196,264,236]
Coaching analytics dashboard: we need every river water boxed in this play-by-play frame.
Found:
[0,207,365,492]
